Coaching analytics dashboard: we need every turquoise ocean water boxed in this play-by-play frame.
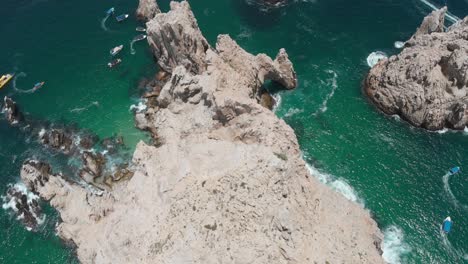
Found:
[0,0,467,263]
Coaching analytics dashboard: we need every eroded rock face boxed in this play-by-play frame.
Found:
[20,1,383,263]
[136,0,160,21]
[365,8,468,130]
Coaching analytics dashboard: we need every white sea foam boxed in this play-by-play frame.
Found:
[394,41,405,49]
[1,183,46,229]
[367,51,388,68]
[418,0,460,24]
[272,93,282,113]
[38,128,46,138]
[129,101,147,113]
[305,163,362,205]
[284,108,303,118]
[436,128,449,134]
[314,70,338,115]
[382,225,411,264]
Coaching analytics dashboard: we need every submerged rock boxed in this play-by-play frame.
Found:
[365,8,468,130]
[2,96,23,125]
[19,1,384,263]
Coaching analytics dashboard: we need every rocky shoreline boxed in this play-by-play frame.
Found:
[365,8,468,131]
[9,0,384,263]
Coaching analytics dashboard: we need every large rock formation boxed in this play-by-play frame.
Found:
[20,1,384,263]
[365,8,468,130]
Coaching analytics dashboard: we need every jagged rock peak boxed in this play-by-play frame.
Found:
[146,1,210,74]
[216,35,297,89]
[412,6,447,38]
[136,0,161,21]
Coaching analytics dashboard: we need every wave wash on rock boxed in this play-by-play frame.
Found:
[366,7,468,131]
[20,1,384,263]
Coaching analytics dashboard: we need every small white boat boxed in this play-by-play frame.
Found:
[116,14,129,22]
[110,45,123,56]
[136,27,146,32]
[133,34,147,42]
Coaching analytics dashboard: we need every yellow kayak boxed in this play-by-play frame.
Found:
[0,73,14,89]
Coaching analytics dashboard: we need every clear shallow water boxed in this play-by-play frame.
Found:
[1,0,467,263]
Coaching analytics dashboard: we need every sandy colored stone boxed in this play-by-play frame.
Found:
[366,8,468,130]
[20,1,384,263]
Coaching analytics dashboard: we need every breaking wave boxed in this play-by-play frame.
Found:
[305,163,363,205]
[272,93,282,112]
[382,225,411,264]
[129,100,147,113]
[367,51,388,68]
[2,183,46,231]
[394,41,405,49]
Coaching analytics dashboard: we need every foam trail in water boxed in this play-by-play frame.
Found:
[101,14,110,31]
[12,72,38,94]
[70,101,99,113]
[130,40,136,55]
[442,173,468,211]
[305,163,362,205]
[382,225,411,264]
[314,70,338,115]
[418,0,460,24]
[284,108,303,118]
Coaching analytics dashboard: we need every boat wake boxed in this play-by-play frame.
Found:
[305,163,363,205]
[382,225,411,264]
[417,0,460,24]
[442,173,468,211]
[12,72,38,94]
[313,70,338,115]
[130,40,136,55]
[70,101,99,113]
[101,14,111,31]
[439,229,466,262]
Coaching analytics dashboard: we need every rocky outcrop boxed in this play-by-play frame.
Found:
[365,8,468,130]
[2,182,43,230]
[136,0,160,21]
[20,1,384,263]
[2,96,23,125]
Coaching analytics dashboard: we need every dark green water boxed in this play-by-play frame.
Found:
[1,0,467,263]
